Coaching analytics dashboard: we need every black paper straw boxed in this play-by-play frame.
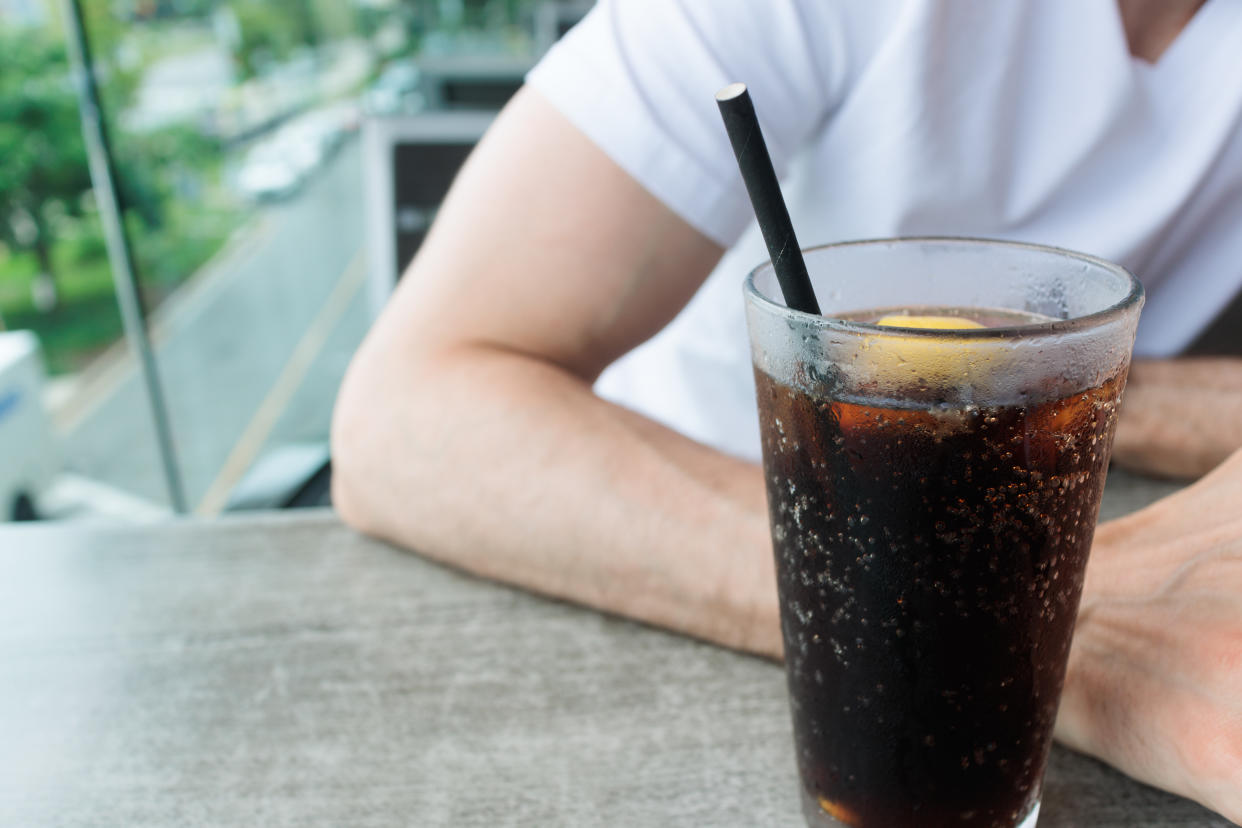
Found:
[715,83,820,316]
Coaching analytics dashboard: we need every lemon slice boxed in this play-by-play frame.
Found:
[857,314,993,399]
[875,314,986,330]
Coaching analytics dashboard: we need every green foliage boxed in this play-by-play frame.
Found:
[0,217,123,374]
[130,200,242,291]
[0,30,93,274]
[114,126,223,232]
[0,22,170,287]
[228,0,320,78]
[309,0,359,41]
[438,0,544,28]
[354,5,387,39]
[0,18,239,369]
[0,198,243,373]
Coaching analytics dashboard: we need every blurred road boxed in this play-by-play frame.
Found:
[58,139,370,510]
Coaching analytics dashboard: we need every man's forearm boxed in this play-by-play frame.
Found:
[329,351,1242,660]
[1111,357,1242,479]
[332,340,781,658]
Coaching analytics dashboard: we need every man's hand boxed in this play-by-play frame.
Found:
[1112,358,1242,479]
[1056,448,1242,824]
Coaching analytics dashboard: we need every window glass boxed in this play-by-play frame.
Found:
[0,0,590,521]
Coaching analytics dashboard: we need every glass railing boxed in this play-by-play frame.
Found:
[0,0,592,522]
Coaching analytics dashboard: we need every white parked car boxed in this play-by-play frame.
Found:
[236,138,304,201]
[279,123,329,178]
[0,331,56,521]
[236,102,360,202]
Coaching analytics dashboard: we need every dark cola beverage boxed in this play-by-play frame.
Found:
[755,307,1126,828]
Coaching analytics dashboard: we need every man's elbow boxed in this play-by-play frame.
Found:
[330,347,386,536]
[329,453,369,536]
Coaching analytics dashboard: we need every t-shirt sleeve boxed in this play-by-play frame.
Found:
[526,0,856,247]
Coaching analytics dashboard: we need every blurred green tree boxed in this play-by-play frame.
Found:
[227,0,319,78]
[0,32,93,310]
[0,27,167,311]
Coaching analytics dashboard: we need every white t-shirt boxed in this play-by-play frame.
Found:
[527,0,1242,462]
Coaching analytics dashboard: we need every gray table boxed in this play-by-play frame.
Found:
[0,471,1228,827]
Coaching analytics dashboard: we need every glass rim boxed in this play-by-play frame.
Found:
[743,236,1145,339]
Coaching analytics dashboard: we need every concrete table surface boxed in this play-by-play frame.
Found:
[0,470,1227,827]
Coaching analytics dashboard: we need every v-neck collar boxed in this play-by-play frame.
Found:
[1127,0,1237,81]
[1122,0,1214,68]
[1112,0,1242,107]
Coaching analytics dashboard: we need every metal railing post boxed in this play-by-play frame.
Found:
[60,0,188,513]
